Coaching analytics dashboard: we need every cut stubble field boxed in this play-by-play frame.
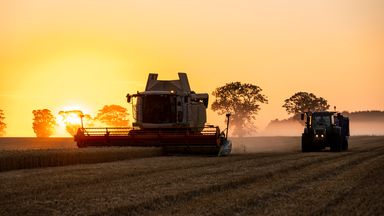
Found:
[0,136,383,215]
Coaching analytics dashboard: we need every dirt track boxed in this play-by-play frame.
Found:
[0,136,383,215]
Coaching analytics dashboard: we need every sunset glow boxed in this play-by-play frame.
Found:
[57,112,82,127]
[0,0,383,136]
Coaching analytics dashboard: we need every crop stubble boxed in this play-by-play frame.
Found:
[0,136,383,215]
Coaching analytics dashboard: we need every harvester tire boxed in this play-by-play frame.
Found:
[77,141,87,148]
[342,138,349,151]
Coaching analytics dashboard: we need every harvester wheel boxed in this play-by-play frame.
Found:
[342,138,349,151]
[77,141,87,148]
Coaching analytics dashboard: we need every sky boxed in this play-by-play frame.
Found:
[0,0,383,137]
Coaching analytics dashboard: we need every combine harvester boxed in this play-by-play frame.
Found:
[301,111,350,152]
[74,73,232,156]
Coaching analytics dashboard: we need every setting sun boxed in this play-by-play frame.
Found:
[57,112,82,126]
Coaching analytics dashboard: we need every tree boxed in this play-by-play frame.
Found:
[32,109,56,137]
[95,105,129,127]
[282,92,330,120]
[0,109,6,137]
[211,82,268,137]
[58,110,93,136]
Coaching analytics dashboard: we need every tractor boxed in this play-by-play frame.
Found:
[301,111,349,152]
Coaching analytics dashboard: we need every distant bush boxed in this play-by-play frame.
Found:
[0,109,6,136]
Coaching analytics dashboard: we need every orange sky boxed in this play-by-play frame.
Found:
[1,0,383,136]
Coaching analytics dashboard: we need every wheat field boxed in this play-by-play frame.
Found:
[0,136,383,215]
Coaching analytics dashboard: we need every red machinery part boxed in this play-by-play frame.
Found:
[74,126,227,155]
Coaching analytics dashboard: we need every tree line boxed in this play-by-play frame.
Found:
[30,105,129,137]
[0,82,361,137]
[0,105,129,137]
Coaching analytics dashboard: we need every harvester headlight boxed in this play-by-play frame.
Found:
[315,134,319,138]
[321,134,324,138]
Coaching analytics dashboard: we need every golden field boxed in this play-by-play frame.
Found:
[0,136,383,215]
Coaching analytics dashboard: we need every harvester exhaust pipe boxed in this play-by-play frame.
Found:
[225,113,231,140]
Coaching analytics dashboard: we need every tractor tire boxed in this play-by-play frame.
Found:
[301,134,312,152]
[330,134,342,152]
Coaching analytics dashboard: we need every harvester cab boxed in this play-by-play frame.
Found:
[126,73,208,131]
[74,73,232,156]
[301,111,349,152]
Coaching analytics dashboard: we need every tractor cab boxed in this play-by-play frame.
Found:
[301,111,335,129]
[313,113,332,129]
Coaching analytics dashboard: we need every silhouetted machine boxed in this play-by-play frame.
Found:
[301,111,350,152]
[74,73,232,155]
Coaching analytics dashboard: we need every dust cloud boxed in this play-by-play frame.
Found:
[228,120,301,154]
[230,137,301,154]
[350,121,384,136]
[259,120,303,136]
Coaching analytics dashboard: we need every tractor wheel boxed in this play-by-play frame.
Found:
[302,134,312,152]
[330,134,342,152]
